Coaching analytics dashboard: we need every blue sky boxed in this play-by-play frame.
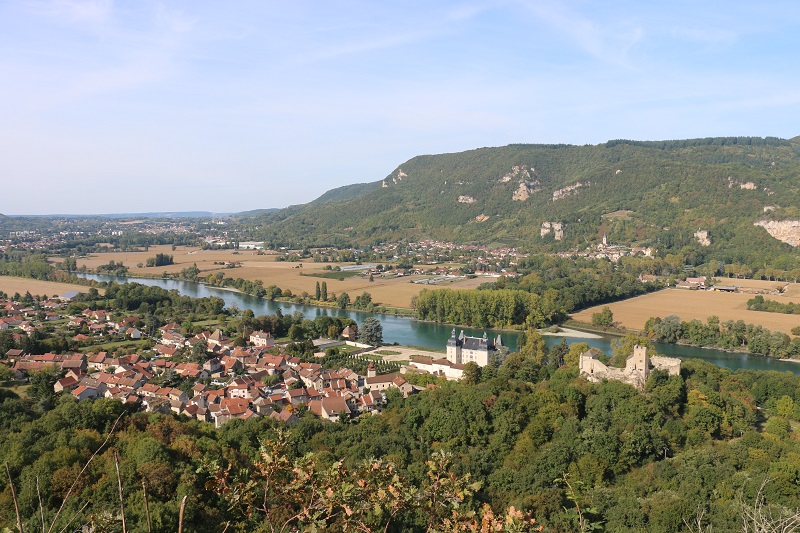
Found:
[2,0,799,215]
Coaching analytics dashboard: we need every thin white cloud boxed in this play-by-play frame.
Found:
[30,0,112,24]
[670,27,738,46]
[514,0,644,68]
[0,0,207,115]
[155,4,197,34]
[446,1,501,22]
[293,30,436,64]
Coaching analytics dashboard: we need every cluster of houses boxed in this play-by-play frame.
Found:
[557,233,654,262]
[0,293,150,344]
[4,335,420,426]
[3,219,197,253]
[2,313,421,426]
[0,290,425,426]
[0,290,514,427]
[674,276,740,292]
[0,295,75,333]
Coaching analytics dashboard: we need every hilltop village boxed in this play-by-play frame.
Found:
[0,289,523,426]
[1,284,695,429]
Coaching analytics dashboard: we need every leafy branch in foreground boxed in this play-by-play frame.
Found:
[555,473,603,532]
[4,412,126,533]
[204,430,542,533]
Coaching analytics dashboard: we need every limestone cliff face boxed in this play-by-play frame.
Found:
[500,165,540,201]
[541,221,564,240]
[552,182,586,201]
[755,220,800,246]
[694,230,711,246]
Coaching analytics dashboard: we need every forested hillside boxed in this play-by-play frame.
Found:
[253,137,800,264]
[309,181,382,205]
[4,351,800,532]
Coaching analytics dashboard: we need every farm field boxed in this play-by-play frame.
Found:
[62,246,490,309]
[0,276,102,299]
[572,285,800,335]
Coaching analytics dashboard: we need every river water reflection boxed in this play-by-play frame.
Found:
[78,274,800,375]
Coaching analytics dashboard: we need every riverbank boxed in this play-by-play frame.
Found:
[71,270,419,317]
[71,272,800,374]
[562,319,633,337]
[68,245,457,309]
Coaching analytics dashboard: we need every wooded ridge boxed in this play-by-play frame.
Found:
[251,137,800,266]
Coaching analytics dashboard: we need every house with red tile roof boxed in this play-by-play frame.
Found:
[152,344,179,357]
[269,409,299,425]
[308,396,351,422]
[72,386,102,401]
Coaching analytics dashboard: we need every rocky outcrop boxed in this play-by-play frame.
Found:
[727,176,771,193]
[694,230,711,246]
[513,181,539,201]
[541,222,564,240]
[499,165,533,183]
[457,195,476,204]
[499,166,540,201]
[552,182,586,201]
[727,176,756,189]
[474,214,490,222]
[382,169,407,188]
[755,220,800,246]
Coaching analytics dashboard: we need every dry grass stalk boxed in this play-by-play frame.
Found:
[177,495,187,533]
[5,462,24,533]
[57,500,90,533]
[114,452,127,533]
[142,480,152,533]
[741,478,800,533]
[46,411,125,533]
[36,477,45,533]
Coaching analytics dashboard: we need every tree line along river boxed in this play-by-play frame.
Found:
[78,274,800,375]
